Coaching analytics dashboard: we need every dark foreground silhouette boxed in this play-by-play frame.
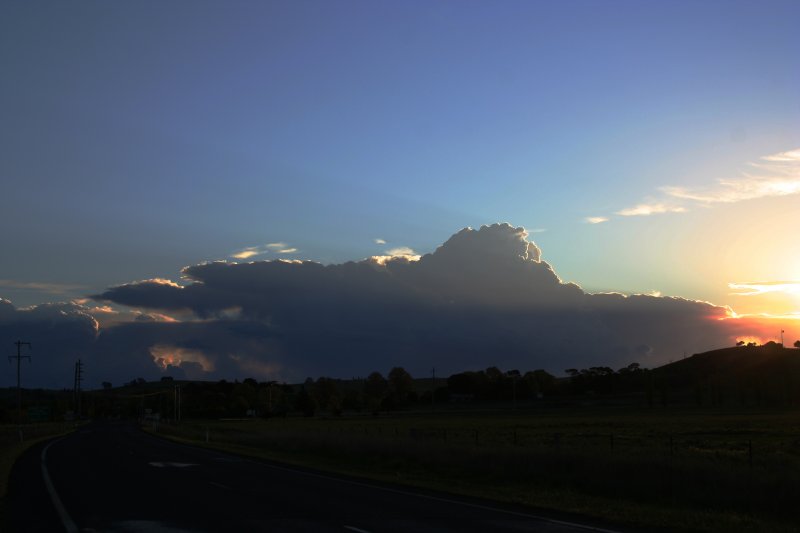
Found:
[8,420,621,533]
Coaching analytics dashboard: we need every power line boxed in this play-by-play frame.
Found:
[9,341,31,425]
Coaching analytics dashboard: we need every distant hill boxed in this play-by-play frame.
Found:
[653,343,800,407]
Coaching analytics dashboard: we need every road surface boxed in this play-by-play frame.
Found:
[8,421,626,532]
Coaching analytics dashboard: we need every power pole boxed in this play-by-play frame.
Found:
[74,359,83,419]
[9,341,32,425]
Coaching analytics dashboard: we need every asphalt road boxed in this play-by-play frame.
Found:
[8,421,625,533]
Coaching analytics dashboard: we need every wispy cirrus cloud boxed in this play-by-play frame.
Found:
[729,280,800,297]
[0,279,85,294]
[616,203,686,217]
[662,149,800,204]
[585,216,609,224]
[231,246,267,260]
[592,147,800,222]
[231,242,297,259]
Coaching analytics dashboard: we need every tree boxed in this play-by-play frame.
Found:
[794,340,800,349]
[387,367,413,407]
[314,377,342,415]
[447,371,488,397]
[295,387,317,417]
[523,369,555,398]
[364,372,387,413]
[618,362,641,373]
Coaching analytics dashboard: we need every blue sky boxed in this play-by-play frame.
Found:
[1,0,798,311]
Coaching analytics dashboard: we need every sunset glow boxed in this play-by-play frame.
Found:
[1,1,798,388]
[150,344,214,376]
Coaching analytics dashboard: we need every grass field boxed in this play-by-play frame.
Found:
[147,406,800,532]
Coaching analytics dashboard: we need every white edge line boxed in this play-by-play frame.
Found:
[248,459,621,533]
[41,437,79,533]
[343,526,372,533]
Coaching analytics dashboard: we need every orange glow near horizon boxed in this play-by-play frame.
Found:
[722,312,799,348]
[735,336,765,346]
[150,344,214,374]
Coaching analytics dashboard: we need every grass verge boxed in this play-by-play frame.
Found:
[144,413,800,533]
[0,423,76,530]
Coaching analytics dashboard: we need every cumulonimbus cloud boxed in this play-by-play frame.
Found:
[82,223,767,386]
[0,299,99,388]
[2,223,778,388]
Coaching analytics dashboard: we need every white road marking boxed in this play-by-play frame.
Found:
[41,437,79,533]
[343,526,372,533]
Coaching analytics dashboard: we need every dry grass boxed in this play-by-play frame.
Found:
[147,407,800,532]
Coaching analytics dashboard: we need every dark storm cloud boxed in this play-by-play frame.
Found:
[0,299,98,388]
[95,224,585,316]
[2,224,747,388]
[86,223,742,385]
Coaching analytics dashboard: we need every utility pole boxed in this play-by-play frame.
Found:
[74,359,83,419]
[9,341,32,425]
[781,329,785,347]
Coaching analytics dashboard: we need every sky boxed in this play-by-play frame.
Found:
[1,1,799,387]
